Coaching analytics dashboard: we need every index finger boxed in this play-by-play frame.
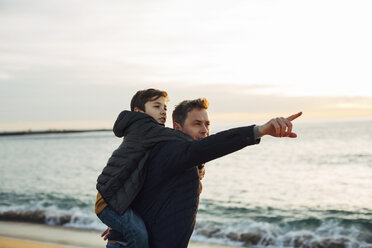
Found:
[286,112,302,121]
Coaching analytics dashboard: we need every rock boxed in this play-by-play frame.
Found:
[199,228,220,238]
[239,232,262,246]
[0,210,45,224]
[318,237,349,248]
[226,232,239,241]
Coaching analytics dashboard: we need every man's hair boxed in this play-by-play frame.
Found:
[130,88,168,111]
[172,98,209,127]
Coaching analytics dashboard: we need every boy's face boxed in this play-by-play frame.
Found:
[143,96,168,124]
[174,108,210,140]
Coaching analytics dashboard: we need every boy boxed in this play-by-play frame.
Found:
[95,89,192,248]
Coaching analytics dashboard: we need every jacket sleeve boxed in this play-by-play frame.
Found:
[157,125,260,176]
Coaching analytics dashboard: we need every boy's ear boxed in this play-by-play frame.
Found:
[134,107,144,113]
[173,122,182,131]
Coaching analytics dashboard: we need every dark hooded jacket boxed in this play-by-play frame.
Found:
[131,125,261,248]
[96,110,192,215]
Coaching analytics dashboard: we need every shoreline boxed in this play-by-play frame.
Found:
[0,221,236,248]
[0,129,111,137]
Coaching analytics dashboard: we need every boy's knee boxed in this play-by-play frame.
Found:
[132,228,148,247]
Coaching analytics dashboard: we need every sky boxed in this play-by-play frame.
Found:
[1,0,372,131]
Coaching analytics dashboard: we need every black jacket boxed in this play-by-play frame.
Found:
[131,125,260,248]
[96,111,192,215]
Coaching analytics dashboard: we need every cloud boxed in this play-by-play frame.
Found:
[2,0,371,94]
[1,0,372,130]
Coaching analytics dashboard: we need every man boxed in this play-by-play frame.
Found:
[107,98,301,247]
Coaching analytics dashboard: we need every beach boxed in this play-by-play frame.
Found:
[0,221,234,248]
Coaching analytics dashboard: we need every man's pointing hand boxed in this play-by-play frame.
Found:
[258,112,302,138]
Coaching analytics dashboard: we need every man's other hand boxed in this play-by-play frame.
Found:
[101,227,112,241]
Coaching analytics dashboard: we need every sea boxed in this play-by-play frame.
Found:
[0,119,371,248]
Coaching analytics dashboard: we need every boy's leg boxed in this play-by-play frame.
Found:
[97,206,149,248]
[106,229,127,248]
[106,242,125,248]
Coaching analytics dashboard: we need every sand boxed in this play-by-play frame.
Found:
[0,237,78,248]
[0,221,235,248]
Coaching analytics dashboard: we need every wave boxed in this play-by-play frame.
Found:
[0,204,105,230]
[1,205,372,248]
[192,220,372,248]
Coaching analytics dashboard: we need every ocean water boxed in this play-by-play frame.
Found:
[0,119,371,248]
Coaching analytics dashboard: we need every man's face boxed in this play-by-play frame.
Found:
[174,108,210,140]
[143,96,167,124]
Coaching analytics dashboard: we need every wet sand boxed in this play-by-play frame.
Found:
[0,221,235,248]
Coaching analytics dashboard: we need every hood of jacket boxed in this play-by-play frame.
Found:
[113,110,161,138]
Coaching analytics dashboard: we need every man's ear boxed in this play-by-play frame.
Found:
[134,107,144,113]
[173,122,182,131]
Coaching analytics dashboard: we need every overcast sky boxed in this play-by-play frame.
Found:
[1,0,372,131]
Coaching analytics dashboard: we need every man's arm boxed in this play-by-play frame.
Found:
[157,112,302,176]
[157,125,260,176]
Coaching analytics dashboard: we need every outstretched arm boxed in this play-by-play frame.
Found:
[154,112,302,177]
[155,125,260,176]
[257,112,302,138]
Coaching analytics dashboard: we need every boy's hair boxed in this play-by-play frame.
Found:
[172,98,209,127]
[130,88,168,111]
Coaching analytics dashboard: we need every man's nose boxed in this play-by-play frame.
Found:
[200,124,209,133]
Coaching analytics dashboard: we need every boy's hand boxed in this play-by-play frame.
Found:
[198,166,205,180]
[258,112,302,138]
[101,227,112,240]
